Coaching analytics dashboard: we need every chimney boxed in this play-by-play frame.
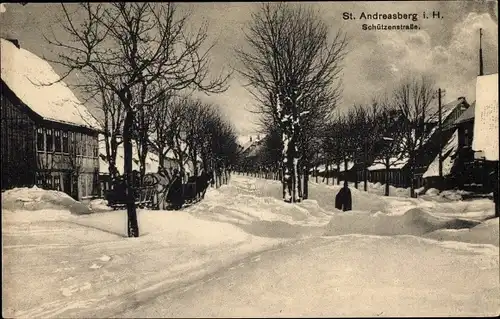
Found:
[6,38,20,49]
[249,136,252,142]
[479,28,484,76]
[458,97,469,110]
[257,134,260,141]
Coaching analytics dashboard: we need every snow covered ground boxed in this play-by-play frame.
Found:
[2,175,499,317]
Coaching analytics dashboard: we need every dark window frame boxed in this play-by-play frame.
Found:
[53,175,61,191]
[46,128,54,152]
[36,127,45,151]
[62,131,69,153]
[54,130,62,152]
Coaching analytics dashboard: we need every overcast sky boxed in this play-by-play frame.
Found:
[1,2,498,144]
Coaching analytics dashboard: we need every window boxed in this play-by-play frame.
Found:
[53,175,61,191]
[93,138,99,157]
[36,128,45,151]
[36,173,44,187]
[44,174,52,189]
[54,130,62,152]
[80,174,94,198]
[46,129,54,152]
[76,133,82,156]
[62,131,69,153]
[69,132,75,154]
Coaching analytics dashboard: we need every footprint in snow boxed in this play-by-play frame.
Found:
[60,282,92,297]
[251,256,261,262]
[98,255,111,262]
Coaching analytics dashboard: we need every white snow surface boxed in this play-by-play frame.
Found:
[2,174,499,317]
[0,38,102,131]
[472,73,499,161]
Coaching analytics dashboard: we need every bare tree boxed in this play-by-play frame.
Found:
[368,96,406,196]
[236,3,348,203]
[393,74,436,197]
[149,93,174,171]
[322,115,345,185]
[46,3,230,237]
[94,77,125,183]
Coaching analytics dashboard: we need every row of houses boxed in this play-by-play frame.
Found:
[238,74,498,195]
[1,38,198,201]
[315,73,498,194]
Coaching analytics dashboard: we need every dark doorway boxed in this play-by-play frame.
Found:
[71,175,79,200]
[63,172,72,197]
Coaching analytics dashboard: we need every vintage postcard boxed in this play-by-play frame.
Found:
[1,1,498,317]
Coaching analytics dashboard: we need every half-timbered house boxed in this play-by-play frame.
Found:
[1,38,102,200]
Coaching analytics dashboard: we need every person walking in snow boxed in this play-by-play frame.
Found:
[335,181,352,211]
[167,169,184,210]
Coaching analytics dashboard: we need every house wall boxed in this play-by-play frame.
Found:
[1,81,100,201]
[453,120,495,192]
[35,123,99,200]
[1,86,37,189]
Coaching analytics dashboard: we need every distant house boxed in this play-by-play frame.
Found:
[237,135,265,173]
[1,38,102,200]
[450,102,481,190]
[366,97,469,189]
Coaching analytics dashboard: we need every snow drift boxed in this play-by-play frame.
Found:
[323,208,482,237]
[2,186,92,215]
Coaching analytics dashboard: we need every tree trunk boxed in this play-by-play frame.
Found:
[409,152,416,198]
[193,147,199,177]
[159,152,165,171]
[385,156,390,196]
[297,162,303,200]
[303,164,309,200]
[354,155,358,189]
[364,140,368,192]
[336,163,340,185]
[344,157,348,185]
[123,110,139,238]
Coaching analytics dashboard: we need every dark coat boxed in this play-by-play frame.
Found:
[335,187,352,211]
[167,176,184,208]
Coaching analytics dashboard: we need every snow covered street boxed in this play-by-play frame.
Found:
[2,175,499,317]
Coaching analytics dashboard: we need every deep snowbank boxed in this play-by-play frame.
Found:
[324,208,481,237]
[2,175,498,318]
[2,187,92,215]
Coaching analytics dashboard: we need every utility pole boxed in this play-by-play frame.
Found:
[479,28,484,76]
[434,88,446,183]
[438,88,443,179]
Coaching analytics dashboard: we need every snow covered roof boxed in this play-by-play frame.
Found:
[454,101,475,125]
[426,98,466,123]
[423,129,459,178]
[472,73,498,161]
[368,157,408,171]
[0,38,102,131]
